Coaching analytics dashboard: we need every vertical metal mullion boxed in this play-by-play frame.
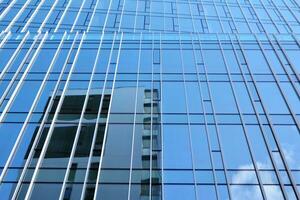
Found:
[4,0,33,32]
[190,34,219,200]
[87,0,113,32]
[21,0,46,32]
[174,0,181,33]
[266,34,300,97]
[236,35,298,200]
[184,0,198,33]
[0,32,67,184]
[244,1,268,33]
[197,34,233,200]
[281,0,300,24]
[86,0,99,32]
[221,0,239,33]
[255,34,300,199]
[228,33,289,200]
[79,32,115,200]
[149,33,154,200]
[0,0,18,20]
[178,33,198,200]
[259,0,292,33]
[161,0,166,33]
[118,0,127,32]
[216,35,267,200]
[150,33,162,200]
[86,0,100,31]
[0,31,5,39]
[70,0,88,32]
[38,0,59,33]
[133,0,139,32]
[256,0,284,33]
[211,0,226,32]
[92,32,124,200]
[0,32,38,107]
[0,31,28,81]
[127,33,142,200]
[231,0,254,33]
[276,34,300,82]
[58,31,102,200]
[197,0,208,33]
[159,33,165,200]
[0,32,48,123]
[0,31,11,48]
[23,32,84,200]
[79,10,118,198]
[148,0,152,32]
[11,32,79,200]
[255,34,300,133]
[54,0,74,32]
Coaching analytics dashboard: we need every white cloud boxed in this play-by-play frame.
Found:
[230,164,284,200]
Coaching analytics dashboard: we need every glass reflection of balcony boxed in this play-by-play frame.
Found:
[46,92,110,122]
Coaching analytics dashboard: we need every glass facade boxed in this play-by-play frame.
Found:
[0,1,300,200]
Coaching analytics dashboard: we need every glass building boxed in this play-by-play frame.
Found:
[0,0,300,200]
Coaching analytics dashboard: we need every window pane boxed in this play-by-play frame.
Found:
[163,125,192,169]
[219,125,254,169]
[210,82,238,113]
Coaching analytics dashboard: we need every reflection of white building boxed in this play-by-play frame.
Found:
[18,87,161,200]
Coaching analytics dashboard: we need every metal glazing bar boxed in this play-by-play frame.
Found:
[0,32,48,123]
[276,34,300,82]
[0,31,29,81]
[0,32,40,106]
[228,33,289,200]
[11,31,79,200]
[4,0,33,32]
[255,34,300,131]
[87,0,113,32]
[211,0,226,33]
[236,34,300,200]
[54,0,74,32]
[23,32,85,200]
[133,0,140,32]
[86,0,100,32]
[0,31,10,48]
[178,32,198,200]
[58,32,102,200]
[127,33,142,200]
[38,0,60,33]
[70,0,88,32]
[21,0,47,32]
[255,0,284,33]
[284,0,300,23]
[197,33,233,200]
[228,0,253,33]
[93,32,124,200]
[118,0,127,32]
[158,33,165,200]
[216,34,268,200]
[266,34,300,97]
[0,0,18,21]
[190,33,219,200]
[244,0,268,33]
[79,32,115,200]
[0,31,67,184]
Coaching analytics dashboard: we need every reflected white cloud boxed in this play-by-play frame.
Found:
[281,143,300,170]
[231,164,262,200]
[230,164,284,200]
[263,185,284,200]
